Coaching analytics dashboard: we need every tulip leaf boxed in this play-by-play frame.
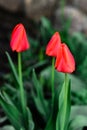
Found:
[4,83,17,93]
[68,115,87,130]
[0,90,15,105]
[0,125,15,130]
[32,69,48,119]
[20,128,24,130]
[27,107,34,130]
[40,66,86,93]
[71,106,87,118]
[0,116,7,123]
[5,52,19,85]
[69,106,87,130]
[56,76,71,130]
[0,91,22,130]
[45,85,61,130]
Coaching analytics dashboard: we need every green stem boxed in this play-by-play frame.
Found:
[56,73,70,130]
[18,53,27,129]
[63,73,69,130]
[65,73,68,90]
[18,53,26,113]
[51,57,55,106]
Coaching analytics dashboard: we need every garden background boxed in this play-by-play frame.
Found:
[0,0,87,130]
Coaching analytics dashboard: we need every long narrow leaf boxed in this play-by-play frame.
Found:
[0,92,22,130]
[32,69,48,118]
[27,107,34,130]
[32,69,43,97]
[45,85,61,130]
[1,90,15,105]
[56,78,71,130]
[68,115,87,130]
[0,125,15,130]
[5,52,19,85]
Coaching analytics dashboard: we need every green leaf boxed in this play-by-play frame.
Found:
[5,52,19,85]
[68,115,87,130]
[27,107,34,130]
[1,90,15,105]
[20,128,25,130]
[0,92,22,130]
[40,66,86,92]
[32,69,43,97]
[69,105,87,130]
[56,75,71,130]
[0,116,7,123]
[71,106,87,118]
[45,86,61,130]
[3,83,17,92]
[0,125,15,130]
[32,69,48,119]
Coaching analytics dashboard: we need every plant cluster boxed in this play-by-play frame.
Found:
[0,17,87,130]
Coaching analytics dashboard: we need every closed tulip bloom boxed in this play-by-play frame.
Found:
[55,43,75,73]
[10,23,30,52]
[46,32,61,57]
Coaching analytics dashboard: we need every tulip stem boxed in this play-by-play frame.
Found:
[63,73,70,130]
[52,57,55,106]
[65,73,68,89]
[18,52,27,129]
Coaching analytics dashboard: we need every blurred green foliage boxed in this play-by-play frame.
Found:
[1,17,87,130]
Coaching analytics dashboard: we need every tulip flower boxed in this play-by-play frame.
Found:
[55,43,75,73]
[10,23,30,128]
[10,23,30,52]
[46,32,61,106]
[46,32,61,57]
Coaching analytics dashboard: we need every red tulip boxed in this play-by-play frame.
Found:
[55,43,75,73]
[10,23,30,52]
[46,32,61,57]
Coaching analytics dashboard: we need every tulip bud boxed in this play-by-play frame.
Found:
[10,23,30,52]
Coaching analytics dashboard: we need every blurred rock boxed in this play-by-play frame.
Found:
[0,0,21,11]
[54,6,87,34]
[66,0,73,4]
[73,0,87,13]
[25,0,57,20]
[0,0,57,20]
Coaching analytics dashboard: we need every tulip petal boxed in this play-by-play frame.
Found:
[55,44,75,73]
[46,32,61,57]
[10,23,30,52]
